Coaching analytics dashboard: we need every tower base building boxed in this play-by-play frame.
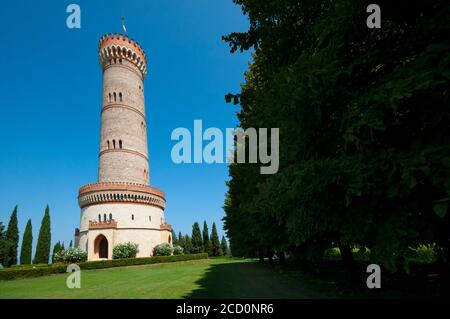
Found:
[75,33,172,260]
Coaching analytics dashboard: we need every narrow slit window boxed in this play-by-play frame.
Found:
[119,140,123,149]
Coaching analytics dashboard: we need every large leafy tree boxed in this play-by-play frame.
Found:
[223,0,450,275]
[20,219,33,265]
[5,206,19,267]
[34,206,51,264]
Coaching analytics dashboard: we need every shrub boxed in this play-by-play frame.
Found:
[113,242,139,259]
[173,245,184,255]
[64,247,88,263]
[11,263,49,270]
[0,263,67,281]
[153,243,173,256]
[0,253,208,280]
[53,247,87,263]
[407,244,437,264]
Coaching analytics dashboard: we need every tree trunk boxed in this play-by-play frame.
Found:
[338,242,359,289]
[440,240,450,295]
[258,250,264,263]
[279,251,286,265]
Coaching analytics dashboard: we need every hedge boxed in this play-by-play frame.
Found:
[0,253,208,281]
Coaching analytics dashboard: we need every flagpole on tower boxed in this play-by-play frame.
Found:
[122,16,127,35]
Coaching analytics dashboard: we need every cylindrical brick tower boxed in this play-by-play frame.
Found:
[98,34,149,185]
[75,33,172,260]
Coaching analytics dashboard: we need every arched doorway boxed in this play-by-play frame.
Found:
[94,234,108,259]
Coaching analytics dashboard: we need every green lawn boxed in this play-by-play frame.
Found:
[0,257,331,299]
[0,257,442,298]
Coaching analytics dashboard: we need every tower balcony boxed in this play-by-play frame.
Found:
[89,219,118,230]
[160,224,172,232]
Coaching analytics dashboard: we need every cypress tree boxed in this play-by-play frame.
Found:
[69,240,73,248]
[51,242,60,262]
[34,205,51,264]
[210,223,222,256]
[20,219,33,265]
[0,221,12,267]
[184,235,193,254]
[202,221,212,255]
[5,206,19,267]
[221,236,229,256]
[178,234,186,250]
[191,222,203,253]
[171,229,177,245]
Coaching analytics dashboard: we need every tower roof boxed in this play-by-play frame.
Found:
[98,33,147,78]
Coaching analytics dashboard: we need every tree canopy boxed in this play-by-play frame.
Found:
[223,0,450,273]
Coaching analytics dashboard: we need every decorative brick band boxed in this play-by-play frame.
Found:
[102,103,145,119]
[99,148,148,161]
[78,182,166,209]
[89,219,118,230]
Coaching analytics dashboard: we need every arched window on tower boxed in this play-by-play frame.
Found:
[109,213,112,221]
[107,140,110,149]
[103,214,107,222]
[113,92,117,102]
[119,92,122,102]
[108,93,111,103]
[98,214,101,222]
[119,140,123,149]
[131,214,134,221]
[113,140,116,149]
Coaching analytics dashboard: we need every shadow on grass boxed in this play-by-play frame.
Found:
[184,258,446,299]
[184,258,333,299]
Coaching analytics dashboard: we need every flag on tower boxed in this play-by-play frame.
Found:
[122,17,127,34]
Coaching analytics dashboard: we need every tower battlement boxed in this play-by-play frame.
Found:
[98,33,147,78]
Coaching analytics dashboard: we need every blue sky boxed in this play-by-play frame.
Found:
[0,0,250,252]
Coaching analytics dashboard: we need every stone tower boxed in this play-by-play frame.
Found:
[75,33,172,260]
